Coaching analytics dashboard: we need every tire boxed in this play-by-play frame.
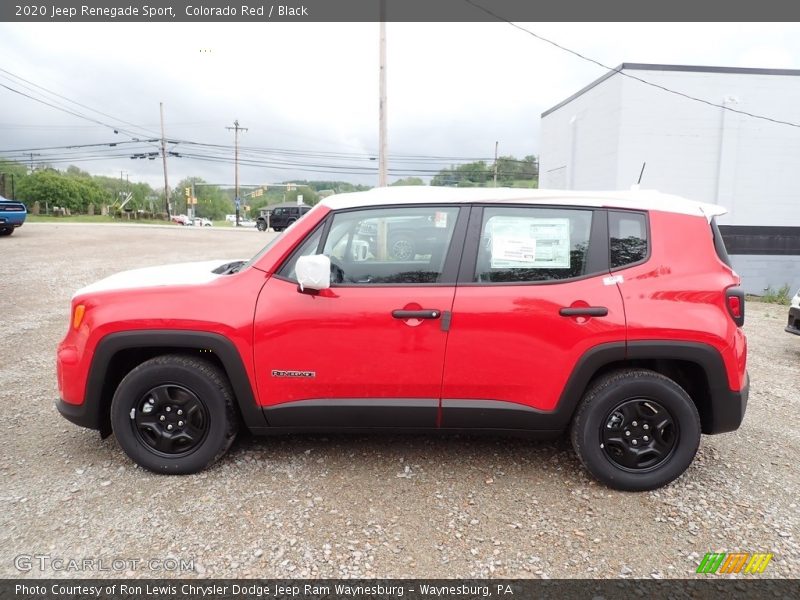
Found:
[110,354,239,474]
[0,228,13,236]
[570,369,701,491]
[389,234,415,260]
[273,227,283,233]
[256,220,267,232]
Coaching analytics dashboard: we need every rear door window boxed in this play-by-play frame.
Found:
[473,207,594,283]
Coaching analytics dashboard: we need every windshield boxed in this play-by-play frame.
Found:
[240,235,283,271]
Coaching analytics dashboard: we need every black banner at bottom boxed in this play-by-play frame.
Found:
[2,579,799,600]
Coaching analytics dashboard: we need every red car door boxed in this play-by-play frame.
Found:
[440,205,625,429]
[253,205,468,428]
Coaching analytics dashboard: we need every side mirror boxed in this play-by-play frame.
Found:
[295,254,331,292]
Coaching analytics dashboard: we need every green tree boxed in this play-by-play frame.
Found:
[173,178,234,220]
[0,160,28,199]
[16,169,102,212]
[288,180,370,194]
[285,188,319,206]
[495,155,538,184]
[431,156,538,187]
[390,177,424,186]
[431,161,490,186]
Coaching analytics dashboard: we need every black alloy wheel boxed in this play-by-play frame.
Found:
[600,398,677,471]
[110,354,238,474]
[132,384,209,457]
[571,369,701,491]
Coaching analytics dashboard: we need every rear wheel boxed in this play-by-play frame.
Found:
[0,228,13,236]
[571,369,701,491]
[390,234,415,260]
[110,354,239,474]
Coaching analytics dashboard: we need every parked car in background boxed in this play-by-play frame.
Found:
[786,288,800,335]
[0,195,27,236]
[189,217,213,227]
[171,214,190,226]
[256,204,312,232]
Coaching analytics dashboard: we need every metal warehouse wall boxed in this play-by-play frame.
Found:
[539,64,800,295]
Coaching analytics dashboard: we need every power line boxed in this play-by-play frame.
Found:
[0,67,160,138]
[463,0,800,130]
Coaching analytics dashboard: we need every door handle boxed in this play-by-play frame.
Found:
[559,306,608,317]
[392,309,442,319]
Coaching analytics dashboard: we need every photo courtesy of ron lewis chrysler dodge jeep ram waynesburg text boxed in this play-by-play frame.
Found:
[56,187,749,491]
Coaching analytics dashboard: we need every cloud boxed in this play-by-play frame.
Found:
[2,22,799,187]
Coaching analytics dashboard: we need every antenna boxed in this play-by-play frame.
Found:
[637,162,647,185]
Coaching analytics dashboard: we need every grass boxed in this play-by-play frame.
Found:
[27,215,238,227]
[27,214,117,223]
[28,214,172,225]
[759,284,792,305]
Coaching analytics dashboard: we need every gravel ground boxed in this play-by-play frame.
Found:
[0,222,797,579]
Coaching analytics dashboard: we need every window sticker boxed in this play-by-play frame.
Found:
[488,217,571,268]
[434,211,448,228]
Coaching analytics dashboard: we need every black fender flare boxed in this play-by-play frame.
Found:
[79,330,265,435]
[554,340,745,434]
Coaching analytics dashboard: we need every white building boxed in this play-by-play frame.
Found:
[539,63,800,295]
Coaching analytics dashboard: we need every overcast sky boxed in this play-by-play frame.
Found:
[2,22,800,189]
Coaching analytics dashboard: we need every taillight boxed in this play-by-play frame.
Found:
[726,287,745,327]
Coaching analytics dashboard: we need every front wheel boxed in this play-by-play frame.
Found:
[110,354,239,474]
[0,228,13,236]
[570,369,701,491]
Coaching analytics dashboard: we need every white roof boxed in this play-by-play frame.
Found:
[320,186,727,219]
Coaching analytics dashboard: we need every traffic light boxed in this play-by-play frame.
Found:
[184,187,190,199]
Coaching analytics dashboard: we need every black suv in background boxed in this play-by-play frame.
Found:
[256,205,312,232]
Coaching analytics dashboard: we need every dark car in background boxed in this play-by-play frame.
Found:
[256,204,312,232]
[0,195,27,236]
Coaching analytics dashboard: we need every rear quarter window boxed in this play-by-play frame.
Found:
[609,211,648,270]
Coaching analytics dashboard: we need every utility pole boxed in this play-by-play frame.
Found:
[226,120,248,226]
[493,141,499,187]
[28,153,40,173]
[378,0,388,187]
[159,102,171,218]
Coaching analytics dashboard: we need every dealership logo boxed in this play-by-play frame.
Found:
[696,552,773,574]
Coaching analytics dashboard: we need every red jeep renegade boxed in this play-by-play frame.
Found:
[56,188,748,491]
